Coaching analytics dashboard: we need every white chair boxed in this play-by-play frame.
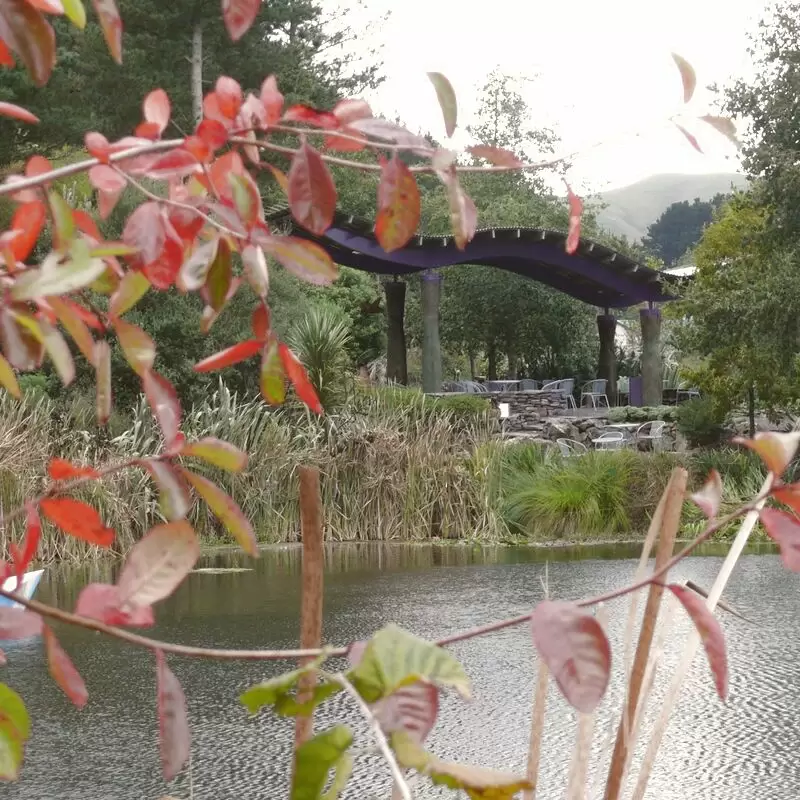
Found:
[636,420,666,450]
[556,438,587,457]
[542,379,576,410]
[592,431,625,450]
[580,379,610,409]
[519,379,539,391]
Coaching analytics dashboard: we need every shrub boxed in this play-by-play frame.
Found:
[677,396,726,447]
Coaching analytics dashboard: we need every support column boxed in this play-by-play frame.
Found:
[597,312,618,406]
[384,279,407,385]
[640,306,662,407]
[421,270,442,393]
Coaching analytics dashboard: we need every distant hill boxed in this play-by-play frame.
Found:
[594,173,749,241]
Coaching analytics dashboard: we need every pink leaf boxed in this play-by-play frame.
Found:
[221,0,261,42]
[373,682,439,744]
[566,186,583,254]
[674,122,703,153]
[116,521,199,610]
[0,102,38,124]
[332,98,371,125]
[156,650,190,782]
[668,584,728,701]
[467,144,523,167]
[44,626,88,708]
[74,583,155,627]
[671,53,696,103]
[259,75,283,124]
[690,469,722,519]
[530,600,610,713]
[143,88,170,134]
[142,370,182,448]
[759,508,800,571]
[0,608,43,639]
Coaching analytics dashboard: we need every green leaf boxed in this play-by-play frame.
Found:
[291,726,353,800]
[63,0,87,28]
[0,353,20,399]
[109,270,150,318]
[321,752,353,800]
[427,72,457,138]
[240,661,339,717]
[347,624,471,703]
[0,722,23,782]
[181,468,258,557]
[260,337,285,405]
[90,242,138,258]
[0,684,30,742]
[48,190,75,252]
[428,759,532,799]
[114,317,155,376]
[11,240,106,301]
[181,438,248,473]
[139,459,192,521]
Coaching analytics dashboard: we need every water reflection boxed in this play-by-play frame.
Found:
[4,541,799,800]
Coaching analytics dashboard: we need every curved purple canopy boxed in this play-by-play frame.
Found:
[266,210,678,309]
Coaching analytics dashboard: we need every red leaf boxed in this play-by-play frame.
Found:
[221,0,261,42]
[759,508,800,571]
[566,187,583,254]
[0,102,38,124]
[0,0,56,86]
[278,342,323,414]
[44,626,88,708]
[91,0,122,64]
[142,370,182,448]
[117,521,199,609]
[772,482,800,515]
[375,155,420,252]
[671,53,697,103]
[260,75,283,124]
[146,150,200,181]
[204,151,245,203]
[0,38,14,67]
[10,200,46,261]
[282,104,338,129]
[530,600,611,713]
[39,497,115,547]
[75,583,154,627]
[734,432,800,476]
[0,608,43,639]
[143,88,170,135]
[123,202,165,264]
[690,469,722,519]
[260,235,337,286]
[674,122,702,153]
[287,141,337,236]
[143,236,183,291]
[85,131,111,162]
[134,121,161,141]
[668,584,727,701]
[373,682,439,744]
[196,118,228,150]
[156,650,190,781]
[88,164,125,193]
[48,458,100,481]
[467,144,523,167]
[251,302,269,341]
[215,75,242,120]
[11,504,40,581]
[183,135,211,164]
[193,339,262,372]
[73,210,102,241]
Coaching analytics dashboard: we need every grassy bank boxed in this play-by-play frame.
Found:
[0,385,775,562]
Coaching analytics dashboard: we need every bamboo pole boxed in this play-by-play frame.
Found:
[604,467,687,800]
[294,466,325,752]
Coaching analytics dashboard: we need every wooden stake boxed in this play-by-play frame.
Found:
[603,467,687,800]
[294,466,324,752]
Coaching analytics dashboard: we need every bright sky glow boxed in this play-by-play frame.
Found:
[336,0,766,192]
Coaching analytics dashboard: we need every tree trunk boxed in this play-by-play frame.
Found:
[384,280,407,385]
[468,351,476,380]
[507,343,518,379]
[191,22,203,126]
[487,341,497,381]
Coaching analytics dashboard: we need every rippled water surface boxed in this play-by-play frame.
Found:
[4,541,799,800]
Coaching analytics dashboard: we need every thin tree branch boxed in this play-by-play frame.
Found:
[332,672,413,800]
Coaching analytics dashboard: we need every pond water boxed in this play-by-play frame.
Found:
[4,541,799,800]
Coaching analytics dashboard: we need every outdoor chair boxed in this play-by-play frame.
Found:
[441,381,463,393]
[676,386,701,403]
[462,381,487,393]
[484,381,505,392]
[542,379,577,410]
[592,431,625,450]
[556,438,587,457]
[519,379,540,391]
[636,420,666,451]
[580,379,610,409]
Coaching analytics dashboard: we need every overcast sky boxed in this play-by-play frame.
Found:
[336,0,769,192]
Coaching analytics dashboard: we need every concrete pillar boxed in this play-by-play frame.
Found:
[640,306,662,406]
[597,313,618,406]
[384,279,407,385]
[421,270,442,393]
